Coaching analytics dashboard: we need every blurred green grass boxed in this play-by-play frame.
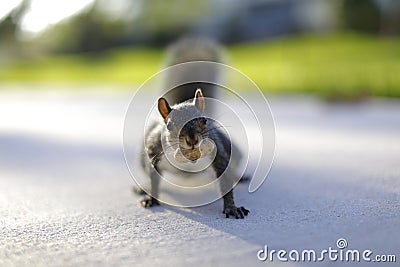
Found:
[1,33,399,99]
[230,34,400,100]
[0,48,162,86]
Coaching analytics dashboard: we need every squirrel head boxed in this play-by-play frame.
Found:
[158,89,211,162]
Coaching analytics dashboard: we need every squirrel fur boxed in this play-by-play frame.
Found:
[138,38,249,219]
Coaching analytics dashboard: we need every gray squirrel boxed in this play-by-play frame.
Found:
[137,38,249,219]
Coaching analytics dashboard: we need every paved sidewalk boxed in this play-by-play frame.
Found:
[0,90,399,266]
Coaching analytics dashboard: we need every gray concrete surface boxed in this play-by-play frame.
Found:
[0,89,399,266]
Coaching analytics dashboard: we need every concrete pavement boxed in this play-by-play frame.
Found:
[0,89,399,266]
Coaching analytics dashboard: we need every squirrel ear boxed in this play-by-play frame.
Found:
[193,88,204,112]
[158,97,172,119]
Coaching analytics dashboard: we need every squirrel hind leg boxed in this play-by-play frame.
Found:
[133,186,160,207]
[140,195,160,208]
[132,186,147,195]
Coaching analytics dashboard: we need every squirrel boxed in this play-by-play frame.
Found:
[136,38,249,219]
[162,37,224,106]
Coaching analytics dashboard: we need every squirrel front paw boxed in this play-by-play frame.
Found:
[140,196,160,208]
[223,205,249,219]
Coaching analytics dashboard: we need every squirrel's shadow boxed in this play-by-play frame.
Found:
[131,164,393,251]
[132,180,270,247]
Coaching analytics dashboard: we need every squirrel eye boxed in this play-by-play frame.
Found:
[166,121,173,131]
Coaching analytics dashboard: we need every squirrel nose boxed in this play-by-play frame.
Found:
[186,136,198,147]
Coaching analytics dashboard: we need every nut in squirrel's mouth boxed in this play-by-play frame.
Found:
[179,147,202,161]
[173,138,216,164]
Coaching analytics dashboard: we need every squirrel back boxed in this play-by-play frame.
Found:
[162,37,226,106]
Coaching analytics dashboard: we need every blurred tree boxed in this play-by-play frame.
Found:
[0,0,30,60]
[40,1,126,53]
[38,0,211,53]
[341,0,381,33]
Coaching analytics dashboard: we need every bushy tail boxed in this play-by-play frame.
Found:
[162,37,226,106]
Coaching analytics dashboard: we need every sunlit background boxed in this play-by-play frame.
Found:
[1,0,399,99]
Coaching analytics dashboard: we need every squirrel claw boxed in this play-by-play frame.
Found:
[223,206,249,219]
[140,196,160,208]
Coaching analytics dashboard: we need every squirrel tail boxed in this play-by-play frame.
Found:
[164,37,225,66]
[162,37,226,106]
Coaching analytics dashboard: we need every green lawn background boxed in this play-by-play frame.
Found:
[1,34,399,99]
